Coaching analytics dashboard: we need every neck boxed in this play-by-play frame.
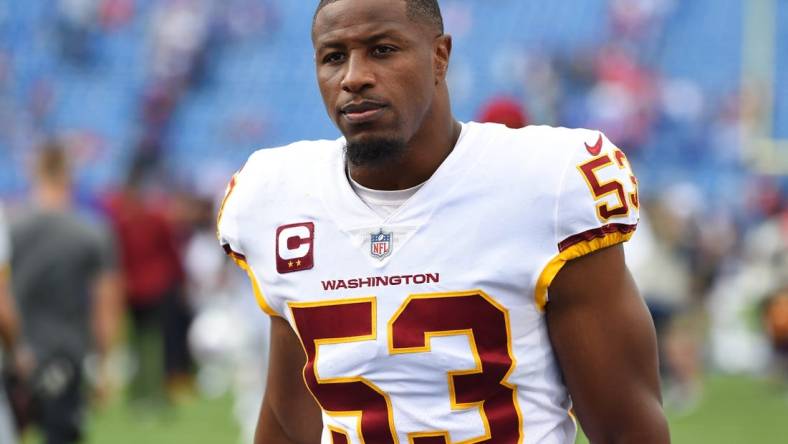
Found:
[348,114,461,191]
[34,182,71,211]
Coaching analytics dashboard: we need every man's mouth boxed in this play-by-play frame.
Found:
[340,101,387,124]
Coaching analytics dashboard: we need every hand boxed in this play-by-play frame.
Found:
[90,356,114,408]
[10,344,35,381]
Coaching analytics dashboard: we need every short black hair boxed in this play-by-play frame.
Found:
[314,0,444,34]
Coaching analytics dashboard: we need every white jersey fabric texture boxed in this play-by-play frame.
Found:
[218,122,640,444]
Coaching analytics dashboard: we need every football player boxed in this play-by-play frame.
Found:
[218,0,670,442]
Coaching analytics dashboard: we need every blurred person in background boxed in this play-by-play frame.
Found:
[104,163,186,413]
[705,182,786,381]
[764,288,788,388]
[55,0,100,66]
[627,189,705,413]
[0,204,24,444]
[8,142,121,444]
[162,191,199,402]
[747,187,788,386]
[476,95,529,129]
[183,194,270,443]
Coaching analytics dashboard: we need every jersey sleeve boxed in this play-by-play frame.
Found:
[217,170,244,258]
[216,162,281,317]
[534,131,640,309]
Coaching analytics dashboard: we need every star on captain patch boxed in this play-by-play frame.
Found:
[370,229,393,260]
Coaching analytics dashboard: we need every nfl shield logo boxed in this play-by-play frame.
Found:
[370,229,393,260]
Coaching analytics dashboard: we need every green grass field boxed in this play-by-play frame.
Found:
[579,375,788,444]
[23,394,241,444]
[23,374,788,443]
[674,375,788,443]
[84,395,241,444]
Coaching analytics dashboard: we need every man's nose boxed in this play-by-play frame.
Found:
[341,53,375,93]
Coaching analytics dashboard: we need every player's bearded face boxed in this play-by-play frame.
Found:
[312,0,438,163]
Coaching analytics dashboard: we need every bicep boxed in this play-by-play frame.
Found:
[546,244,669,443]
[256,315,322,444]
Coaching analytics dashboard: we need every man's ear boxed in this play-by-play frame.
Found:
[434,34,452,82]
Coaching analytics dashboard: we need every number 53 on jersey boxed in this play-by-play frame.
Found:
[289,290,523,444]
[577,148,639,222]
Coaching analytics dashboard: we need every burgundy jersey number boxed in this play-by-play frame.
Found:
[578,149,639,221]
[290,291,523,443]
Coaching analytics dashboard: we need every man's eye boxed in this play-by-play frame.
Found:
[372,45,396,56]
[322,52,345,64]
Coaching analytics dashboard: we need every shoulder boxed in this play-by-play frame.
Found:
[7,209,44,242]
[523,126,640,308]
[465,123,618,204]
[243,139,341,174]
[468,121,598,145]
[471,122,630,181]
[229,139,342,200]
[220,139,341,217]
[466,122,607,175]
[477,123,640,245]
[552,127,640,250]
[60,211,112,248]
[216,138,342,254]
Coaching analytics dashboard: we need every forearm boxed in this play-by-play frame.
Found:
[0,300,18,351]
[582,398,669,444]
[92,271,122,358]
[569,299,668,444]
[0,269,19,352]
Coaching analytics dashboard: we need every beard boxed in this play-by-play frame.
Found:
[344,136,408,168]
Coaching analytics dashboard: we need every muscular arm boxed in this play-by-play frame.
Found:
[255,316,322,444]
[87,269,122,403]
[92,270,122,358]
[546,244,669,444]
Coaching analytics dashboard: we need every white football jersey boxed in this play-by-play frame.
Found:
[218,122,639,444]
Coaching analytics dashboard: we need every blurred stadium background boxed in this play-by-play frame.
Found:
[1,0,787,443]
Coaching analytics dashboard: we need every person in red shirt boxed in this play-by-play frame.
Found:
[104,168,185,410]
